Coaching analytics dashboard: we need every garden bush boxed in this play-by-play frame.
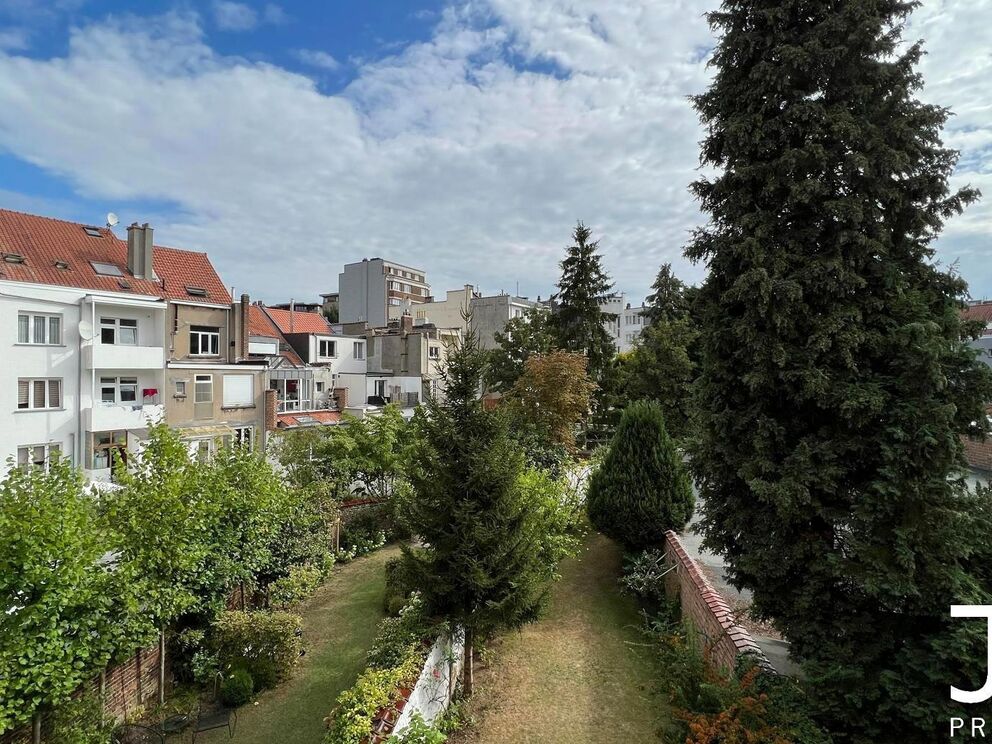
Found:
[49,692,114,744]
[387,713,447,743]
[586,400,693,549]
[619,549,670,607]
[383,557,417,615]
[212,610,303,690]
[270,564,325,609]
[220,668,255,707]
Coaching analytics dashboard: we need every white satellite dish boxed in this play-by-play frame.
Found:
[78,318,94,341]
[106,212,119,228]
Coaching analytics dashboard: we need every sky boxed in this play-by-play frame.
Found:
[0,0,988,305]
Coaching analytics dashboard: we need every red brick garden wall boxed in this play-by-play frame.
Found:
[0,645,163,744]
[663,531,769,675]
[962,435,992,472]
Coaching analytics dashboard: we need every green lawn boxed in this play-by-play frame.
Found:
[198,546,399,744]
[450,533,669,744]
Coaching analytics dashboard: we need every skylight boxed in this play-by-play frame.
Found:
[83,226,102,238]
[91,261,124,276]
[185,285,208,297]
[118,280,131,290]
[3,253,25,264]
[54,260,70,270]
[295,416,316,424]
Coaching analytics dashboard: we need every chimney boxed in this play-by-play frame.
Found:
[400,311,413,335]
[264,389,278,432]
[126,222,155,280]
[239,293,250,359]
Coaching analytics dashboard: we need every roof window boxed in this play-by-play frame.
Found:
[83,226,102,238]
[54,260,70,270]
[118,280,132,290]
[3,253,25,264]
[91,261,124,277]
[185,286,208,297]
[295,415,316,424]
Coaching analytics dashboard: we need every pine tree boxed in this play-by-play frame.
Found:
[687,0,992,738]
[401,331,561,694]
[550,222,616,380]
[586,400,693,549]
[643,263,689,325]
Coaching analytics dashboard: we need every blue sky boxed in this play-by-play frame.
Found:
[0,0,989,304]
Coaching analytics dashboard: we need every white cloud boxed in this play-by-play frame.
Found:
[212,1,257,32]
[0,2,987,305]
[294,49,341,71]
[0,28,29,51]
[262,4,289,25]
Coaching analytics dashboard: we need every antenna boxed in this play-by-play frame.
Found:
[106,212,119,228]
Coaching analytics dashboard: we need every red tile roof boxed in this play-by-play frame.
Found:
[263,306,332,335]
[247,305,303,365]
[277,410,341,428]
[0,208,231,305]
[963,302,992,335]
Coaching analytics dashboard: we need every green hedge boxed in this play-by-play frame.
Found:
[213,610,304,690]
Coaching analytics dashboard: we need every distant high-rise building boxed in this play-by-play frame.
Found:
[338,258,430,328]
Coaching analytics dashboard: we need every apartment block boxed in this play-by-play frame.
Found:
[338,258,430,327]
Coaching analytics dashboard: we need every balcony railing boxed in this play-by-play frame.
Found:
[83,343,165,370]
[85,403,165,432]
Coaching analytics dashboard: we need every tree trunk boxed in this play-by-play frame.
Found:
[463,627,474,697]
[32,711,41,744]
[159,627,166,705]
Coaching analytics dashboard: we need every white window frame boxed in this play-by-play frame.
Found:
[318,339,337,359]
[190,326,220,356]
[194,374,213,404]
[18,313,62,345]
[100,376,139,405]
[100,317,138,345]
[222,374,254,408]
[175,380,187,398]
[353,341,365,360]
[17,442,61,471]
[17,378,62,410]
[428,345,440,360]
[233,426,254,450]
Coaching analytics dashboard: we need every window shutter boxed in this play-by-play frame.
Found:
[17,380,28,408]
[48,380,61,408]
[222,375,254,407]
[32,380,46,408]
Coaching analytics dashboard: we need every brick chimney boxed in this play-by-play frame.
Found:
[126,223,155,280]
[400,311,413,335]
[264,389,278,432]
[239,293,250,359]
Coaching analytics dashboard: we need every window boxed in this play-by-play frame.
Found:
[388,298,401,306]
[190,326,220,356]
[353,342,365,360]
[318,339,336,358]
[233,426,254,450]
[91,261,123,276]
[222,374,254,407]
[17,313,61,344]
[315,381,325,393]
[91,431,126,470]
[185,286,207,297]
[83,226,102,238]
[270,377,309,412]
[101,318,137,345]
[428,345,440,360]
[175,380,187,398]
[17,442,60,471]
[194,374,213,403]
[100,376,138,405]
[17,379,61,410]
[374,379,387,398]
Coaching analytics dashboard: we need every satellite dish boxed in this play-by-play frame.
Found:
[106,212,119,228]
[78,318,94,341]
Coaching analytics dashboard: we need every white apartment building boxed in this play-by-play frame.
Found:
[600,293,650,354]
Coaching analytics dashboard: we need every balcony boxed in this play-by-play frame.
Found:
[84,343,165,370]
[85,403,165,432]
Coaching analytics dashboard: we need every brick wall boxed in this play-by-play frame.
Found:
[962,435,992,472]
[663,531,770,675]
[0,645,163,744]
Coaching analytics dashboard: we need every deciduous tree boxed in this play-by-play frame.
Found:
[487,306,555,392]
[507,351,596,452]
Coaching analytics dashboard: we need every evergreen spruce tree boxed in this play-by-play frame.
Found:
[550,222,616,380]
[688,0,992,738]
[587,400,693,549]
[643,263,689,325]
[401,331,559,695]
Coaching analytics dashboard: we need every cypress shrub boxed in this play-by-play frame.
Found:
[586,400,693,548]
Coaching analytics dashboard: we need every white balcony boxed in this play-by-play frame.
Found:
[85,403,165,432]
[83,343,165,370]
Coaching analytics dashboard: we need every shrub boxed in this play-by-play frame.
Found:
[220,668,254,707]
[383,557,417,615]
[620,549,669,607]
[586,400,693,549]
[49,692,114,744]
[388,713,447,743]
[212,610,303,690]
[270,564,324,609]
[367,595,430,670]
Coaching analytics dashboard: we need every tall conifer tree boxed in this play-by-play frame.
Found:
[687,0,992,738]
[551,222,616,380]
